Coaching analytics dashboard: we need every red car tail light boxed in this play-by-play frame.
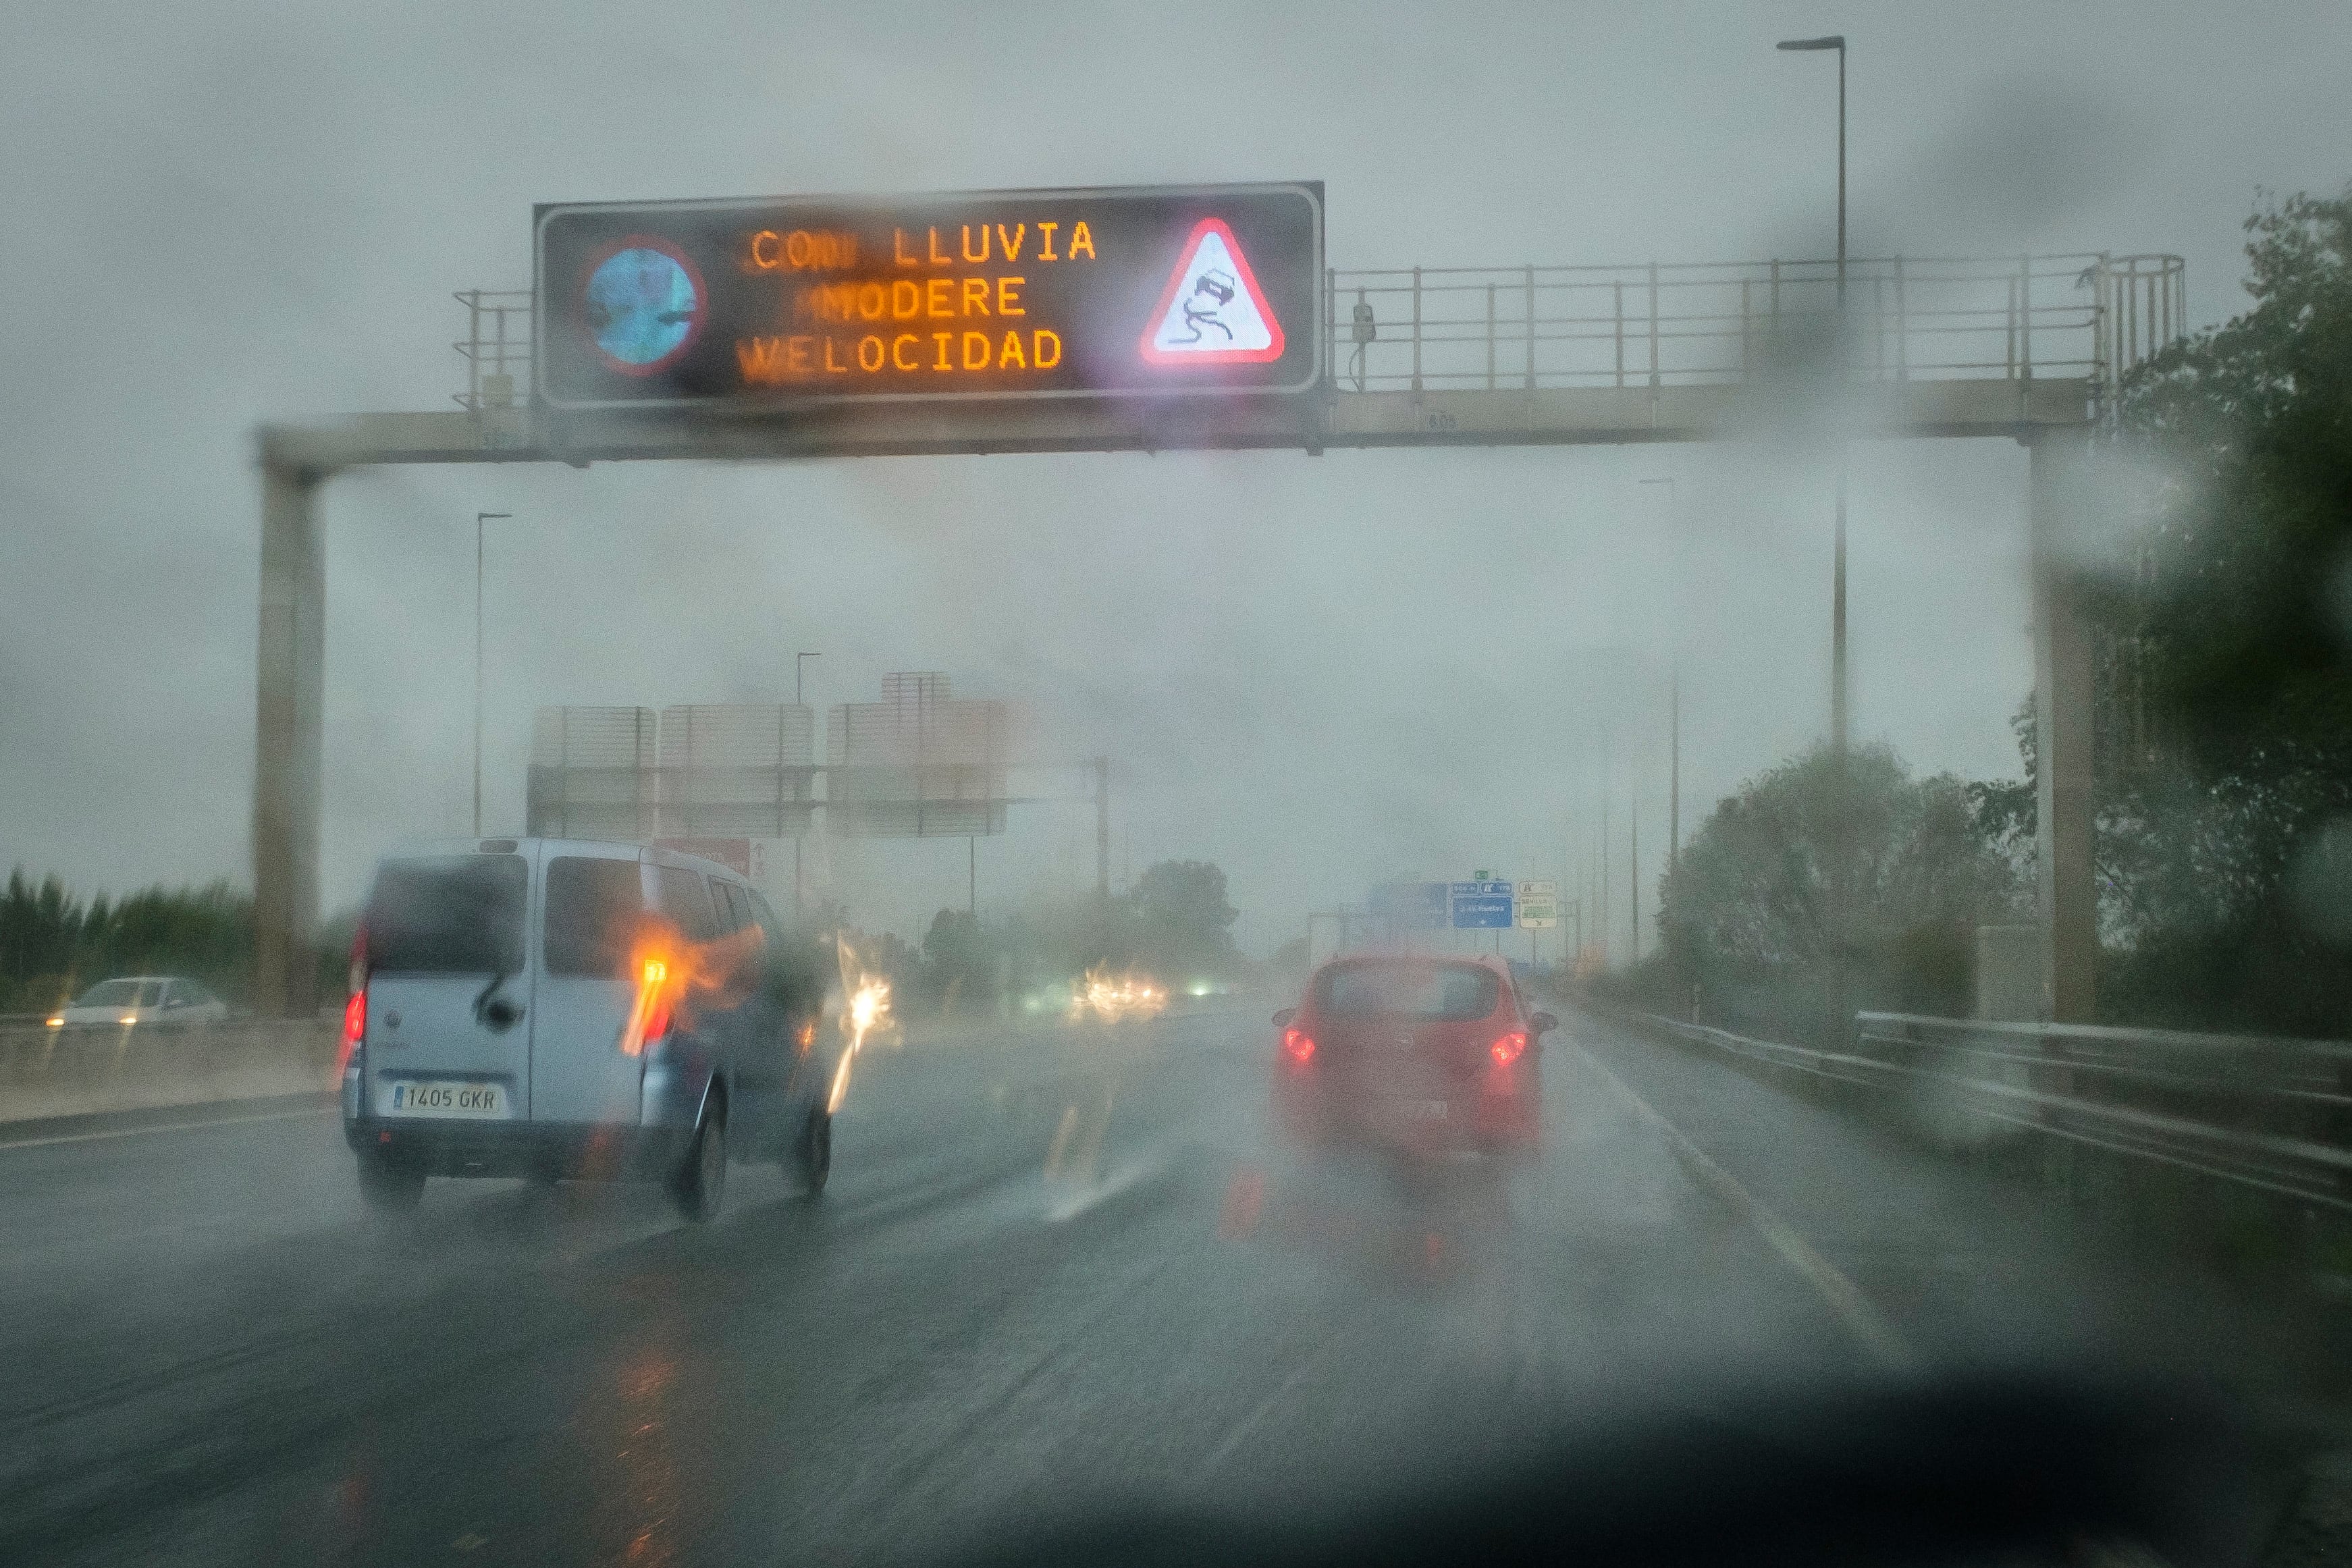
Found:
[1281,1027,1316,1064]
[1490,1030,1528,1067]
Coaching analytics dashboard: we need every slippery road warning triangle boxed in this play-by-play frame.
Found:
[1140,218,1285,365]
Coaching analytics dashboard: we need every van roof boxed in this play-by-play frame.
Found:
[375,838,750,884]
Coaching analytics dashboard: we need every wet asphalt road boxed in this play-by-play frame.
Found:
[0,1003,2331,1566]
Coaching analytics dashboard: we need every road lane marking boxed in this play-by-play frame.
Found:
[1194,1330,1343,1482]
[0,1105,332,1152]
[1577,1046,1915,1372]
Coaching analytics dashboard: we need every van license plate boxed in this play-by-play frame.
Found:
[383,1081,508,1118]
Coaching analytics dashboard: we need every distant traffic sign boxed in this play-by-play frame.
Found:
[1517,879,1559,929]
[535,184,1323,410]
[1451,881,1515,929]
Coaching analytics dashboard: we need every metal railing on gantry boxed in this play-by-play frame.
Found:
[451,253,2185,414]
[1322,252,2186,403]
[454,289,532,412]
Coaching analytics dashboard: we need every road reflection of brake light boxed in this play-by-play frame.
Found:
[1281,1027,1316,1064]
[1490,1030,1527,1066]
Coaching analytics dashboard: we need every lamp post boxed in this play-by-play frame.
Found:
[795,652,819,919]
[1779,32,1854,1029]
[1638,477,1682,878]
[473,512,510,838]
[1776,33,1848,761]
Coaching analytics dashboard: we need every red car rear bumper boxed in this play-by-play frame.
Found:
[1275,1066,1540,1158]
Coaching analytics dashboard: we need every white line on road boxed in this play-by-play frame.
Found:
[0,1105,332,1152]
[1194,1328,1345,1482]
[1577,1046,1915,1373]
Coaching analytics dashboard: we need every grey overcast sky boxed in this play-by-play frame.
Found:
[3,1,2348,955]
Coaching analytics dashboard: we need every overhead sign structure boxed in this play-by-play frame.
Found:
[1370,882,1450,931]
[1451,881,1516,930]
[535,183,1323,410]
[1517,880,1559,929]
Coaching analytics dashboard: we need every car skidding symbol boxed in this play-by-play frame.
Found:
[1177,269,1239,343]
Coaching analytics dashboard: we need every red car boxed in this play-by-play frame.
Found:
[1272,954,1555,1161]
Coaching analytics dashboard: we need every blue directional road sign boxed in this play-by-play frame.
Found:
[1449,881,1515,929]
[1370,882,1450,930]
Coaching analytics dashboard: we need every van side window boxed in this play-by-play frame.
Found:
[544,857,645,977]
[652,866,719,941]
[714,882,755,934]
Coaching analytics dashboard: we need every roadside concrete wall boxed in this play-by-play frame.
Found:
[0,1018,339,1124]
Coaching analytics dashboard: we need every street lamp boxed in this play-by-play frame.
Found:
[795,652,819,918]
[1774,36,1845,301]
[1639,477,1682,879]
[473,512,511,838]
[1779,32,1854,1029]
[1776,33,1850,763]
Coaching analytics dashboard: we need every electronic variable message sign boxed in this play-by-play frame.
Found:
[534,182,1323,410]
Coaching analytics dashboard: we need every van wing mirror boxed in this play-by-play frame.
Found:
[1530,1011,1559,1034]
[1272,1007,1298,1028]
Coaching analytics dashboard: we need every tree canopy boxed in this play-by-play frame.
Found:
[2092,186,2352,1033]
[1636,745,2028,1041]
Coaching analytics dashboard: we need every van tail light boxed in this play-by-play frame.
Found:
[339,925,368,1071]
[1490,1031,1528,1068]
[340,991,365,1070]
[1281,1027,1316,1064]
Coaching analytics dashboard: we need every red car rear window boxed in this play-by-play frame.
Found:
[1315,961,1499,1021]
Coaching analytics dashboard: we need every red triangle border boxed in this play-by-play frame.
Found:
[1138,217,1287,367]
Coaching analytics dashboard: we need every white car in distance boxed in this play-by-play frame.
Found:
[47,977,230,1029]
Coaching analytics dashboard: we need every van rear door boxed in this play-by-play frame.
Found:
[363,850,534,1121]
[529,850,649,1131]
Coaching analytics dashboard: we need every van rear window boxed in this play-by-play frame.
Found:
[365,855,527,975]
[544,857,643,977]
[1316,961,1499,1021]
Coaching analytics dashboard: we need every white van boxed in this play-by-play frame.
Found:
[340,838,831,1221]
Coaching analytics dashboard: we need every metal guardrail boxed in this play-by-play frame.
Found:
[1626,1008,2352,1213]
[455,252,2185,412]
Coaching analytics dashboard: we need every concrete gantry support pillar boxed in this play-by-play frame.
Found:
[2029,427,2097,1023]
[253,448,329,1019]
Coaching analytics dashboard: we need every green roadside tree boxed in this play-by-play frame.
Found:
[1645,744,2029,1044]
[2094,185,2352,1033]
